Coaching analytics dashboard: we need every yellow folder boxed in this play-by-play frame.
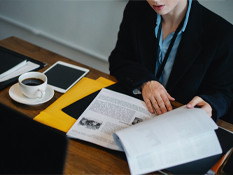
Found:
[34,77,115,132]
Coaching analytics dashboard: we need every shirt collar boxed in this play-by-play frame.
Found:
[156,0,192,35]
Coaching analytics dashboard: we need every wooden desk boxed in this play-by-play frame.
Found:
[0,37,232,174]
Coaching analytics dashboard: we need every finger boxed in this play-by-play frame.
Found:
[154,94,167,114]
[200,102,212,117]
[202,105,212,117]
[166,92,175,101]
[144,98,154,114]
[161,93,173,111]
[186,96,201,108]
[150,97,162,115]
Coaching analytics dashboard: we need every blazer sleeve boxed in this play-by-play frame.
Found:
[108,1,156,92]
[198,23,233,120]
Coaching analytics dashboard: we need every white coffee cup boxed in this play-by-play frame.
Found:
[18,72,47,99]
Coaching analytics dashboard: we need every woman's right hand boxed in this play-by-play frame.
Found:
[142,81,175,115]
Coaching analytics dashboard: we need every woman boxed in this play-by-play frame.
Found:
[108,0,233,121]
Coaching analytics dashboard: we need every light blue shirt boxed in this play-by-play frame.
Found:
[155,0,192,86]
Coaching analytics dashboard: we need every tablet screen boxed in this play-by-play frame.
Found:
[44,61,89,93]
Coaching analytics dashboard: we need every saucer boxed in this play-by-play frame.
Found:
[9,83,54,105]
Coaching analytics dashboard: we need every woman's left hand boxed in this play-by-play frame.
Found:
[186,96,212,117]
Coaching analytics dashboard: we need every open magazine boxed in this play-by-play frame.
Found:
[66,88,222,175]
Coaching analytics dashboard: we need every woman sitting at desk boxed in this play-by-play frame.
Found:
[108,0,233,121]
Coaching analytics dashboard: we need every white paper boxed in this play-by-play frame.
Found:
[114,106,222,175]
[0,61,40,82]
[114,106,218,157]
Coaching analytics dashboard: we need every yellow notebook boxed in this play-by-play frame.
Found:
[34,77,115,132]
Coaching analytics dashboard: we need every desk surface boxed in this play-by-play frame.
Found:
[1,36,233,174]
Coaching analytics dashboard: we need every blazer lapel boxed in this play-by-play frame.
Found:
[138,5,158,73]
[166,1,203,92]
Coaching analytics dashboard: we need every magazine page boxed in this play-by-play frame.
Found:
[114,106,222,175]
[66,88,156,150]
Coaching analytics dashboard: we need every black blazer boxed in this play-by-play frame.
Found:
[109,0,233,121]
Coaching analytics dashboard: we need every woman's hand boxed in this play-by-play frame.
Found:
[141,81,175,115]
[186,96,212,117]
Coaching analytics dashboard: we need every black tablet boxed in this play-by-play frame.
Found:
[44,61,89,93]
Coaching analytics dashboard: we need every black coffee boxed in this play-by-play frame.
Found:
[22,78,44,86]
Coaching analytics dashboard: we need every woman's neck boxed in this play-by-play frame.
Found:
[162,0,188,31]
[161,0,188,40]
